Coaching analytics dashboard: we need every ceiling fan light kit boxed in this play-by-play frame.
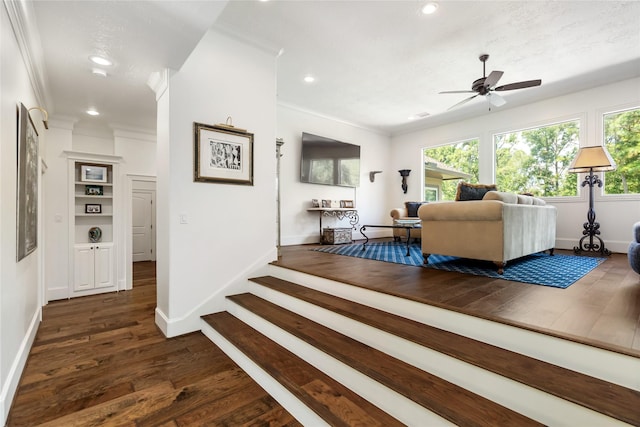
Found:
[440,54,542,111]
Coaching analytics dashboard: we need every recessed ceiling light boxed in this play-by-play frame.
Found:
[89,55,112,66]
[86,109,100,116]
[421,2,439,14]
[303,75,315,83]
[92,68,107,77]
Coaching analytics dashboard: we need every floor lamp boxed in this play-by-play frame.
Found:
[568,145,616,255]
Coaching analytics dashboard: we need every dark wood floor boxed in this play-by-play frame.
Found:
[7,261,300,427]
[7,242,639,426]
[275,241,640,357]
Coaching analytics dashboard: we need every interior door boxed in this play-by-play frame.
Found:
[132,190,154,262]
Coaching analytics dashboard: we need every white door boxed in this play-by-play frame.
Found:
[132,190,155,262]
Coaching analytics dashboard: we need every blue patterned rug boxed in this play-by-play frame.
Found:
[313,242,606,288]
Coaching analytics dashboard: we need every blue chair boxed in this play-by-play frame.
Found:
[629,222,640,274]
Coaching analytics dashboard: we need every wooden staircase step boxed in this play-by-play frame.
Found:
[250,275,640,426]
[202,311,404,427]
[227,293,543,427]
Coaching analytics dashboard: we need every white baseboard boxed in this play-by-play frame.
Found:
[1,307,41,425]
[155,248,277,338]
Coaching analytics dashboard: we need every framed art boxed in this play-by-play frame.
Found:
[311,199,320,208]
[16,103,39,261]
[194,122,254,185]
[340,200,354,208]
[81,165,107,183]
[85,185,104,196]
[85,204,102,214]
[321,199,331,208]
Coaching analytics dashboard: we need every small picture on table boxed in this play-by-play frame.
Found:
[311,199,320,208]
[321,199,331,208]
[85,204,102,214]
[340,200,354,208]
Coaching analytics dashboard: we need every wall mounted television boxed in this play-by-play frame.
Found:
[300,132,360,187]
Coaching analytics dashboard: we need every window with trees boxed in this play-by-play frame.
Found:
[494,120,580,197]
[423,139,479,201]
[603,107,640,195]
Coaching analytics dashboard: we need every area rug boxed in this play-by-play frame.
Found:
[313,242,606,288]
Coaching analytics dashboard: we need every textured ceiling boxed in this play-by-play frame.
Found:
[29,1,640,135]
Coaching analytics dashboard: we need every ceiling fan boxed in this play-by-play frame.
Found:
[440,54,542,111]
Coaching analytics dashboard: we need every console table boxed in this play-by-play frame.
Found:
[307,208,359,243]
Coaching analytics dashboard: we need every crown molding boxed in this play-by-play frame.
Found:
[3,0,52,110]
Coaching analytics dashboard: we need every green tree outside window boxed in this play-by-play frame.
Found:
[604,108,640,195]
[495,120,579,197]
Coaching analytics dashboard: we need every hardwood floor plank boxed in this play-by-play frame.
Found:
[274,243,640,356]
[226,293,543,427]
[7,262,298,427]
[203,311,405,427]
[250,275,640,425]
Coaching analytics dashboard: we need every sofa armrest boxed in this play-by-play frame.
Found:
[390,207,409,219]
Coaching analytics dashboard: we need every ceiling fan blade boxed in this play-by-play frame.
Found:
[447,94,479,111]
[484,70,504,88]
[439,90,476,94]
[494,79,542,91]
[487,92,506,107]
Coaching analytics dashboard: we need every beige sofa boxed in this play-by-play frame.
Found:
[418,191,557,273]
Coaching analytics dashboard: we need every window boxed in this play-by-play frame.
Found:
[603,107,640,195]
[495,120,579,197]
[423,139,479,201]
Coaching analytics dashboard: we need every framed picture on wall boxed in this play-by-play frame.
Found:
[81,165,107,183]
[16,103,39,261]
[340,200,354,208]
[193,122,254,185]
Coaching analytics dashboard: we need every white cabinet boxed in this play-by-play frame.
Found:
[66,153,121,297]
[74,243,114,291]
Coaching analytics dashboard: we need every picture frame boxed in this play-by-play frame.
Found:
[194,122,254,185]
[16,103,39,261]
[340,200,354,208]
[311,199,320,208]
[85,204,102,214]
[85,185,104,196]
[321,199,331,208]
[81,165,107,183]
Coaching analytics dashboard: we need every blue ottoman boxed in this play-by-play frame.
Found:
[629,222,640,274]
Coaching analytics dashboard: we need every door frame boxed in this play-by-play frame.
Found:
[124,174,156,290]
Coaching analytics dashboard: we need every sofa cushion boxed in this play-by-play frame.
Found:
[456,182,498,201]
[405,201,427,217]
[484,191,518,204]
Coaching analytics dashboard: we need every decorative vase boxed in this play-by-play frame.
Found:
[88,226,102,243]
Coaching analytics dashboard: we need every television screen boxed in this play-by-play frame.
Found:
[300,132,360,187]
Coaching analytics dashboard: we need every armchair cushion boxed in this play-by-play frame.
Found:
[405,201,427,217]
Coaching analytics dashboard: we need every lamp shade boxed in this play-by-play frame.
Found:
[568,145,617,173]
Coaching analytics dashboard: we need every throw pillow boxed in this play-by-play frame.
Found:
[405,201,427,217]
[455,182,497,201]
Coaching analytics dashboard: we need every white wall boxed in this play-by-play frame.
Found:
[0,3,45,422]
[42,119,73,301]
[153,29,278,337]
[278,105,393,244]
[391,77,640,253]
